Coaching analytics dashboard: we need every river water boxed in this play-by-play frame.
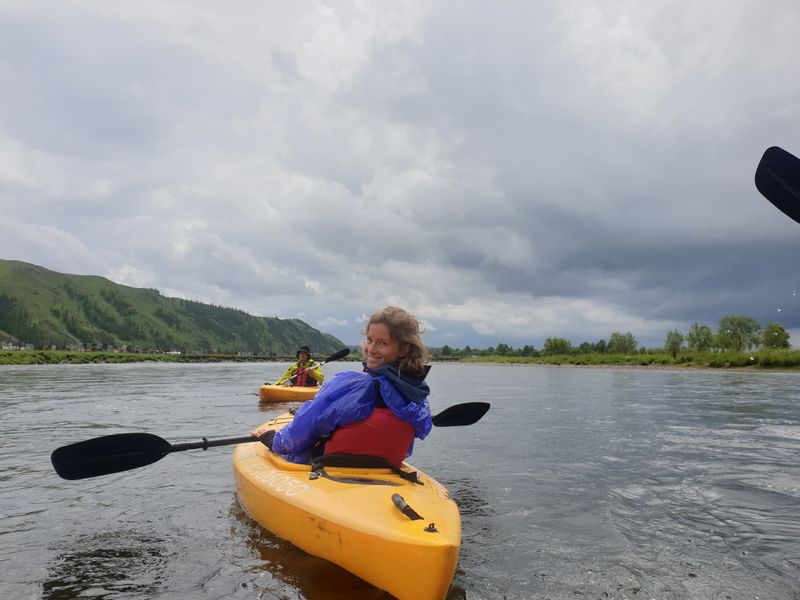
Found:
[2,362,800,599]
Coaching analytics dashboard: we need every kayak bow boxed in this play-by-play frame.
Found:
[233,413,461,600]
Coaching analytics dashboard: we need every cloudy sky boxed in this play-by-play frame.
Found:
[2,0,799,349]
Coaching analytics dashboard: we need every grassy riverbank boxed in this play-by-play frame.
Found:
[4,349,800,370]
[461,349,800,371]
[0,350,298,365]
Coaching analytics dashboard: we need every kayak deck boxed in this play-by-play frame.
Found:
[233,413,461,600]
[258,384,319,403]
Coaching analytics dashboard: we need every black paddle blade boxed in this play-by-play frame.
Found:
[51,433,172,480]
[755,146,800,224]
[431,402,490,427]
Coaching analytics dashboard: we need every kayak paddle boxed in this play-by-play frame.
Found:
[430,401,490,427]
[755,146,800,224]
[51,432,256,480]
[268,347,351,386]
[51,401,491,480]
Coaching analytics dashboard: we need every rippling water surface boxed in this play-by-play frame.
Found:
[2,362,800,599]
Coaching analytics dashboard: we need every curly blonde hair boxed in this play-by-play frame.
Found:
[362,306,429,378]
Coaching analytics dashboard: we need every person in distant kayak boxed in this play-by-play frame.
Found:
[252,306,432,467]
[276,346,324,387]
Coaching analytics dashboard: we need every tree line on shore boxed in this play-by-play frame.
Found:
[432,314,791,358]
[3,314,796,370]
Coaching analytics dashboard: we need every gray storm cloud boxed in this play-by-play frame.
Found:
[2,0,799,348]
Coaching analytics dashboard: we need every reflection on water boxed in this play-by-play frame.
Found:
[258,400,304,413]
[440,476,494,520]
[231,495,469,600]
[230,500,391,599]
[437,476,490,600]
[42,530,166,599]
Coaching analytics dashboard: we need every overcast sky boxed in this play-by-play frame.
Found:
[2,1,799,349]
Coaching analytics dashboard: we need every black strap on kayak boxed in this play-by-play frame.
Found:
[391,493,424,521]
[309,454,422,485]
[312,470,402,486]
[313,453,395,469]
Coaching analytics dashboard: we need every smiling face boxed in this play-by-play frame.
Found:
[363,323,407,370]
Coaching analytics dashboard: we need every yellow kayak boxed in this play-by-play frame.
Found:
[258,384,319,403]
[232,413,461,600]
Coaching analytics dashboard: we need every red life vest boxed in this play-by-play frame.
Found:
[295,363,316,387]
[324,408,415,467]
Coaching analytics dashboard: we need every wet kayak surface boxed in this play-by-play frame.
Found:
[2,362,800,599]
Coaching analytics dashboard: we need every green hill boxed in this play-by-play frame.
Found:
[0,259,344,355]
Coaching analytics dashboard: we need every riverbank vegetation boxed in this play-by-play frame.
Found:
[2,312,797,371]
[432,315,799,370]
[3,348,799,370]
[0,259,344,356]
[459,349,800,370]
[0,350,319,365]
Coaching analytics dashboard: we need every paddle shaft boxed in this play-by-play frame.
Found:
[176,402,488,451]
[170,436,255,452]
[52,401,489,480]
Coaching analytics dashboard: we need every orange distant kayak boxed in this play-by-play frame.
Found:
[233,413,461,600]
[258,384,319,403]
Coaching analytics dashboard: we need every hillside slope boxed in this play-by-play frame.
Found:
[0,259,343,354]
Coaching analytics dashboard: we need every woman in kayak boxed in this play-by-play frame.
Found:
[251,306,432,467]
[275,345,324,387]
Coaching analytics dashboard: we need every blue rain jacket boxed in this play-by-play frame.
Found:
[272,364,432,464]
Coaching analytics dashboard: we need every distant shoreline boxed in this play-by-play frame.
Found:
[456,353,800,373]
[2,350,799,372]
[461,361,800,374]
[0,350,360,366]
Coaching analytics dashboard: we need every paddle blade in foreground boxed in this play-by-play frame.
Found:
[431,402,490,427]
[755,146,800,224]
[51,432,172,480]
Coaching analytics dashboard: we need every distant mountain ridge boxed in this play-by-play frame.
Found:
[0,259,344,355]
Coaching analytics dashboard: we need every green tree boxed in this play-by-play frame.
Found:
[607,332,637,354]
[595,339,607,353]
[664,330,685,358]
[495,343,512,356]
[762,322,790,349]
[543,337,573,355]
[686,322,713,352]
[710,332,725,352]
[441,344,453,356]
[717,315,762,351]
[521,344,536,356]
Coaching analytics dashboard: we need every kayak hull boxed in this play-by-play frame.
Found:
[258,384,319,403]
[232,413,461,600]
